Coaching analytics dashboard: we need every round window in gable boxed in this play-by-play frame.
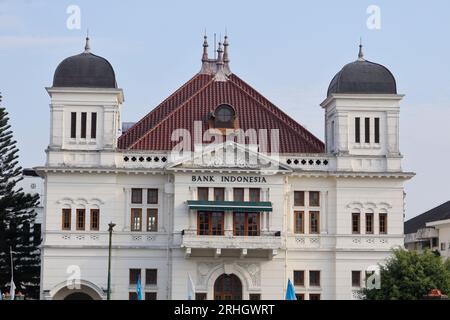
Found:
[214,104,236,128]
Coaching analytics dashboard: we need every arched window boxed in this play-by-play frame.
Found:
[214,104,236,128]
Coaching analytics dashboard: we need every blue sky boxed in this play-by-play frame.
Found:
[1,0,450,219]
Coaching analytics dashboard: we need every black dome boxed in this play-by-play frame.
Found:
[327,48,396,97]
[53,41,117,88]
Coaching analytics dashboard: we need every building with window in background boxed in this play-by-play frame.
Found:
[36,35,414,300]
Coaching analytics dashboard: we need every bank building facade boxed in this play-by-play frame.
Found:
[37,36,413,300]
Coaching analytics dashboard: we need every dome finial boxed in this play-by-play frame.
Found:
[84,30,91,53]
[358,38,364,61]
[202,32,209,62]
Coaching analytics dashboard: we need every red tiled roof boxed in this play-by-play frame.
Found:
[118,73,324,153]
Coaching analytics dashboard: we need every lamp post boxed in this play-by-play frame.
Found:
[107,222,116,300]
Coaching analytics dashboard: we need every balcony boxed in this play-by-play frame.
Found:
[181,230,282,258]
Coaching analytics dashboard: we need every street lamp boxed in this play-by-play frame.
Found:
[107,221,116,300]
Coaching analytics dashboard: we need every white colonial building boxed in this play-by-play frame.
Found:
[36,36,414,300]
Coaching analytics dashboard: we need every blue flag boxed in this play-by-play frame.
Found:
[136,275,143,300]
[285,279,297,300]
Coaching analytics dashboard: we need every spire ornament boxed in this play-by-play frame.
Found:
[358,38,365,61]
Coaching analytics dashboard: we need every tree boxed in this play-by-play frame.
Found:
[0,93,41,299]
[361,248,450,300]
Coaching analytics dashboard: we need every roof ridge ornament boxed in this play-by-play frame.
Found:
[223,33,231,75]
[357,38,365,61]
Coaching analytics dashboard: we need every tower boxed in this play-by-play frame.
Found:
[321,43,403,172]
[46,37,124,166]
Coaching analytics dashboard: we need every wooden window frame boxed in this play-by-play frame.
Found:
[309,191,320,207]
[145,269,157,285]
[309,211,320,234]
[355,117,360,143]
[249,294,261,300]
[296,293,305,300]
[233,188,244,202]
[294,191,305,207]
[131,188,143,204]
[70,112,77,139]
[379,213,388,234]
[309,270,321,287]
[233,212,260,236]
[294,211,305,234]
[214,187,225,201]
[131,208,142,232]
[249,188,261,202]
[365,212,374,234]
[90,209,100,231]
[129,269,141,285]
[197,187,209,201]
[293,270,305,286]
[147,188,158,204]
[309,294,321,300]
[146,209,158,232]
[352,212,360,234]
[197,211,224,236]
[91,112,97,139]
[76,209,85,231]
[195,293,207,300]
[62,209,71,230]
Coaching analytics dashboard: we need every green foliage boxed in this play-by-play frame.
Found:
[361,248,450,300]
[0,94,41,299]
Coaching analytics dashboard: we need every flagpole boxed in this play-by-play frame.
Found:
[10,246,13,280]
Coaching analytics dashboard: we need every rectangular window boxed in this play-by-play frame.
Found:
[249,188,260,202]
[147,209,158,232]
[294,191,305,206]
[355,117,360,143]
[309,271,321,287]
[91,112,97,139]
[309,294,321,300]
[62,209,71,230]
[374,117,380,143]
[81,112,87,139]
[70,112,77,138]
[249,294,261,300]
[365,213,374,234]
[309,211,320,234]
[196,293,207,300]
[309,191,320,207]
[379,213,387,234]
[145,292,157,300]
[294,211,305,234]
[365,117,370,143]
[33,223,41,246]
[233,188,244,202]
[131,188,143,204]
[197,187,209,201]
[145,269,157,285]
[352,213,360,234]
[76,209,85,230]
[352,271,361,287]
[441,243,446,251]
[90,209,100,231]
[131,208,142,231]
[198,212,224,235]
[233,212,260,236]
[293,270,305,286]
[214,188,225,201]
[147,189,158,204]
[129,269,141,285]
[129,292,138,300]
[296,293,305,300]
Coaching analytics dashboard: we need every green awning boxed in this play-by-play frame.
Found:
[187,200,272,212]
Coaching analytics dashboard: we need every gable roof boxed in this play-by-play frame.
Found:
[404,200,450,234]
[118,72,324,153]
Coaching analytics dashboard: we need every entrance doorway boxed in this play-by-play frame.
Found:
[214,274,242,300]
[64,292,94,300]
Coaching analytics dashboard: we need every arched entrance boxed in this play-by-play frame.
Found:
[64,292,94,300]
[214,274,242,300]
